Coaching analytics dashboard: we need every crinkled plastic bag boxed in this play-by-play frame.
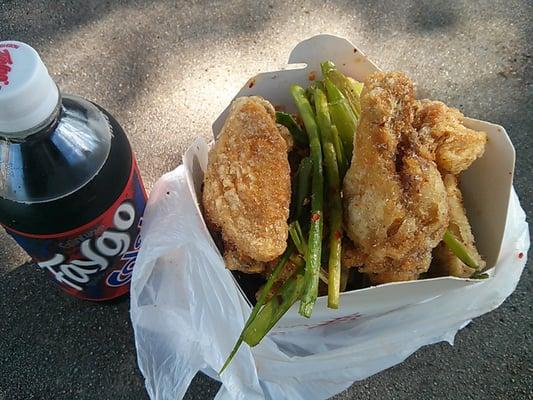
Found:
[130,136,529,400]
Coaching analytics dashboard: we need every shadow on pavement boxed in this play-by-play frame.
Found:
[2,0,277,116]
[0,263,221,399]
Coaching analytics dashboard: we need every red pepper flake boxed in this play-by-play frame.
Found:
[311,213,320,222]
[334,230,343,240]
[247,78,256,88]
[308,71,316,81]
[518,252,524,259]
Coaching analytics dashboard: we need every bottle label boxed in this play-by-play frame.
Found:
[5,157,147,301]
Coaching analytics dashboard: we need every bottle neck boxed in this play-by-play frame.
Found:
[0,94,114,204]
[0,91,62,142]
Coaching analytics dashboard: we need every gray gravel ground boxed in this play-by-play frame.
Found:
[0,0,532,399]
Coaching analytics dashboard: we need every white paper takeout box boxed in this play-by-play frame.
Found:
[183,34,515,329]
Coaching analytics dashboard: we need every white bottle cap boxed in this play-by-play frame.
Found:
[0,41,59,135]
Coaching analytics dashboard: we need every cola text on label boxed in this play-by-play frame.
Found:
[37,202,136,291]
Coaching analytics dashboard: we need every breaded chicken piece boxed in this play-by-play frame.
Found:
[367,271,420,285]
[343,72,449,281]
[202,96,291,267]
[223,246,268,274]
[341,239,419,284]
[276,123,294,152]
[414,100,487,175]
[432,174,486,277]
[341,239,365,269]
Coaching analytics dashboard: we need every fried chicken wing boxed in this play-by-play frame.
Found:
[223,246,268,274]
[202,96,291,268]
[343,72,449,281]
[341,239,365,269]
[431,174,486,277]
[415,100,487,175]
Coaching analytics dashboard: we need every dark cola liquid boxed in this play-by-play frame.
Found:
[0,96,131,234]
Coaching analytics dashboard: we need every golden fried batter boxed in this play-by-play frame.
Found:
[367,271,420,285]
[341,239,365,269]
[432,174,486,277]
[343,72,449,281]
[223,246,268,274]
[202,96,291,267]
[415,100,487,175]
[276,123,294,152]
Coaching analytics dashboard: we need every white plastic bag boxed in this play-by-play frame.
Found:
[130,35,529,400]
[130,138,529,400]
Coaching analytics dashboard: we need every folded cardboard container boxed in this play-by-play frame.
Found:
[184,34,515,330]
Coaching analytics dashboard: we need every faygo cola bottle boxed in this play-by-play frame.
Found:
[0,41,147,300]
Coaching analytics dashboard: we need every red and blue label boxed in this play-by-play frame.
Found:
[6,158,147,301]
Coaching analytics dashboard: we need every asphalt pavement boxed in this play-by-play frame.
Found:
[0,0,532,399]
